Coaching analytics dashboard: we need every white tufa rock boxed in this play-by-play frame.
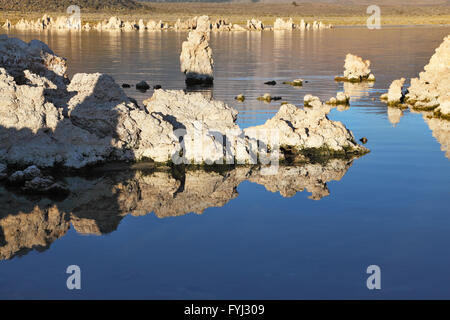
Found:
[386,78,406,105]
[339,54,375,82]
[180,16,214,85]
[405,35,450,117]
[274,18,294,30]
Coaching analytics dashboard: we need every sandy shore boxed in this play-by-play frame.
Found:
[1,2,450,27]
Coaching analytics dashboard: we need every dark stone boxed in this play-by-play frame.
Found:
[122,83,131,88]
[264,80,277,86]
[153,85,162,90]
[136,81,150,91]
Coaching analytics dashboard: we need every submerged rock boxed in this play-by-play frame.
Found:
[283,79,303,86]
[180,16,214,85]
[136,80,150,91]
[335,54,375,82]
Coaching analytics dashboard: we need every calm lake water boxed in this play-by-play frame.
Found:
[1,26,450,299]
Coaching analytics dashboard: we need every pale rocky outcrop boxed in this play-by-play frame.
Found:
[247,19,264,31]
[2,19,11,29]
[138,19,146,31]
[0,35,367,170]
[304,94,322,108]
[180,16,214,85]
[212,19,232,31]
[0,35,67,87]
[122,21,137,31]
[232,24,247,32]
[326,92,351,105]
[103,16,123,30]
[274,18,294,30]
[147,20,163,31]
[143,90,251,164]
[336,54,375,82]
[299,19,306,30]
[175,17,197,31]
[405,35,450,118]
[381,78,406,105]
[244,102,368,161]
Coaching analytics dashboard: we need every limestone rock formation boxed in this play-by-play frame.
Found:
[247,19,264,31]
[326,92,351,105]
[382,78,406,106]
[244,102,368,162]
[274,18,294,30]
[336,54,375,82]
[180,16,214,85]
[405,35,450,118]
[304,94,322,108]
[0,35,367,170]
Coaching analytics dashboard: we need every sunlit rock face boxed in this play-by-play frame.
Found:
[0,36,179,167]
[337,54,375,82]
[0,35,367,170]
[247,19,264,31]
[143,89,245,164]
[0,35,67,86]
[387,78,406,105]
[0,160,355,260]
[406,35,450,115]
[244,102,369,159]
[180,16,214,85]
[273,18,294,30]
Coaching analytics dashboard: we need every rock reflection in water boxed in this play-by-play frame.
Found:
[0,160,354,260]
[423,115,450,160]
[343,81,374,102]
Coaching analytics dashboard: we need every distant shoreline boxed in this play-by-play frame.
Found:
[1,2,450,27]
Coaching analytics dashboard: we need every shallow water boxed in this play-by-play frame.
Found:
[1,27,450,299]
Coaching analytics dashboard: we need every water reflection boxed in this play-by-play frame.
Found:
[0,159,355,260]
[387,107,404,127]
[343,82,374,102]
[423,115,450,160]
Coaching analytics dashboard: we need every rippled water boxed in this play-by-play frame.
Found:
[1,27,450,299]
